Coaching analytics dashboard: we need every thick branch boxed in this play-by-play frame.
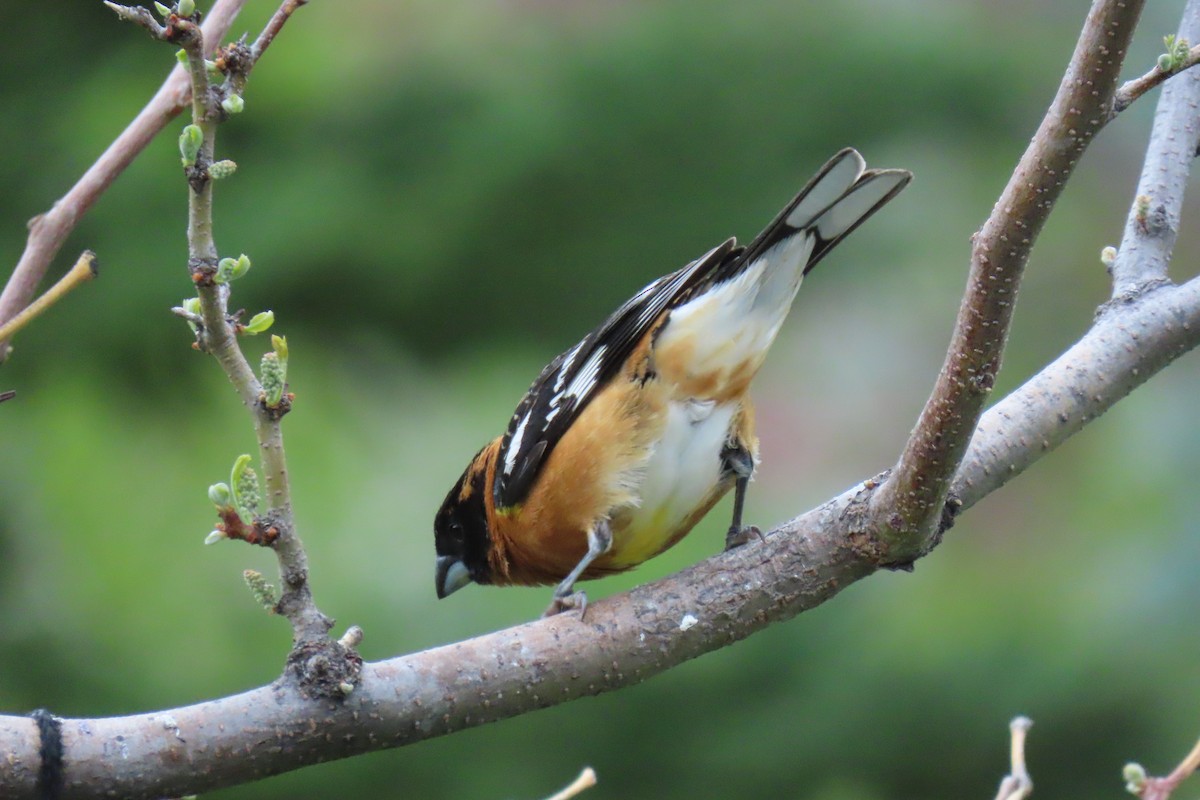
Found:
[1109,1,1200,297]
[0,0,249,361]
[869,0,1144,561]
[2,272,1199,798]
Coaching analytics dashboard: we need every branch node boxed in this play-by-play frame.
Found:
[284,637,363,701]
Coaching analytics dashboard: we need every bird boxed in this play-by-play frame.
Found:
[434,148,911,617]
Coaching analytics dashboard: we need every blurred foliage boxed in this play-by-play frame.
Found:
[3,1,1200,798]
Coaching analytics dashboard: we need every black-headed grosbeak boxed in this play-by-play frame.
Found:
[434,148,911,616]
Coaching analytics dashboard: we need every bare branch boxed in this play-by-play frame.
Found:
[994,717,1034,800]
[952,275,1200,506]
[0,252,97,345]
[1109,2,1200,297]
[251,0,308,63]
[0,0,250,361]
[101,2,167,39]
[868,0,1144,562]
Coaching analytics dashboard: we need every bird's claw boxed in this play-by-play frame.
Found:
[543,590,589,619]
[724,524,764,551]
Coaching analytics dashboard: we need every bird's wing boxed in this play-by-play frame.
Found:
[492,238,739,511]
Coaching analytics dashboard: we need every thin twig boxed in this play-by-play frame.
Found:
[101,2,167,38]
[994,717,1034,800]
[867,0,1144,563]
[1109,0,1200,297]
[0,390,14,404]
[543,767,598,800]
[0,0,250,361]
[1112,44,1200,117]
[1138,736,1200,800]
[0,252,97,344]
[250,0,308,62]
[116,0,334,656]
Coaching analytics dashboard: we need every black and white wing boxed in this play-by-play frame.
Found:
[492,238,739,511]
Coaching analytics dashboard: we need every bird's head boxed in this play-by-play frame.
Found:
[433,444,495,599]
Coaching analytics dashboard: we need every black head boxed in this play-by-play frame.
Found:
[433,447,494,598]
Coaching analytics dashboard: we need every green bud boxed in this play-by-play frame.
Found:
[154,2,171,17]
[179,124,203,167]
[208,482,233,507]
[229,454,259,519]
[1135,194,1151,225]
[236,468,260,519]
[244,310,275,335]
[204,529,227,545]
[243,569,278,612]
[215,253,250,283]
[176,0,195,17]
[1100,246,1117,268]
[209,159,237,180]
[1123,762,1146,794]
[175,49,188,65]
[204,59,222,81]
[271,334,289,362]
[221,94,245,115]
[338,681,355,696]
[180,296,203,333]
[214,257,236,283]
[1158,52,1174,71]
[260,352,286,407]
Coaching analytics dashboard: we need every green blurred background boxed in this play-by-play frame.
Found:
[3,1,1200,797]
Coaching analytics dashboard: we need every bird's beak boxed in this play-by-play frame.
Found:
[435,556,472,599]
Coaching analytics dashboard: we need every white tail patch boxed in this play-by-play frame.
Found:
[815,171,910,240]
[785,150,865,229]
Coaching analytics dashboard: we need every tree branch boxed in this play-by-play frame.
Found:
[2,268,1199,798]
[867,0,1145,563]
[106,0,339,659]
[0,252,97,345]
[1109,1,1200,297]
[0,0,250,361]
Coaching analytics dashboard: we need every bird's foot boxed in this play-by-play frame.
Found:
[543,589,589,619]
[724,524,764,551]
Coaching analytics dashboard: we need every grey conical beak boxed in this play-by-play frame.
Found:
[435,556,472,599]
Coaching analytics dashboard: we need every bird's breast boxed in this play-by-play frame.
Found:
[602,398,740,568]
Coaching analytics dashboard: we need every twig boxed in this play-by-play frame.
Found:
[543,767,598,800]
[250,0,308,62]
[0,0,250,361]
[0,391,14,404]
[867,0,1144,563]
[101,2,166,38]
[108,0,335,667]
[1112,44,1200,117]
[994,717,1034,800]
[0,252,97,344]
[1133,735,1200,800]
[1109,1,1200,298]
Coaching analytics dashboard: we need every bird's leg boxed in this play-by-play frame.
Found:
[722,442,763,550]
[543,519,613,619]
